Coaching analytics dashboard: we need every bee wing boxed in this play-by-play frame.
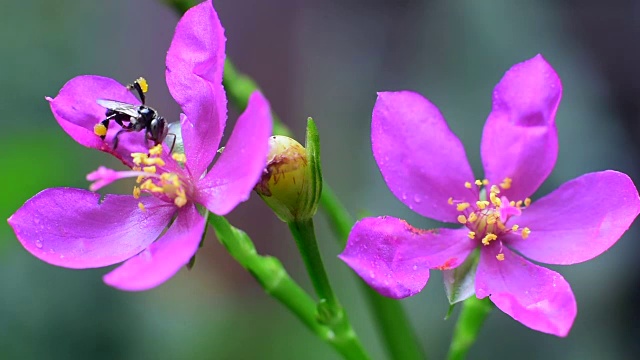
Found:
[96,99,140,118]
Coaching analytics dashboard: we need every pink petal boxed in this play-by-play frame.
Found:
[339,216,476,299]
[480,55,561,200]
[196,92,272,215]
[507,171,640,264]
[165,0,227,179]
[7,188,176,269]
[103,203,205,291]
[475,245,576,337]
[372,91,476,223]
[47,75,150,165]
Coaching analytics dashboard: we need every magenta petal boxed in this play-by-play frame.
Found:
[339,216,475,299]
[196,92,272,215]
[8,188,176,269]
[47,75,149,164]
[507,171,640,265]
[372,91,476,223]
[103,203,205,291]
[166,0,227,179]
[476,245,576,337]
[481,55,561,200]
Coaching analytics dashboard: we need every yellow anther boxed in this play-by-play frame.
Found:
[138,202,146,212]
[457,215,467,224]
[94,123,107,137]
[140,179,163,193]
[456,202,470,211]
[143,166,156,174]
[142,157,165,167]
[521,227,531,239]
[464,181,472,189]
[496,253,505,261]
[174,188,187,207]
[468,231,476,239]
[490,185,501,194]
[481,233,497,246]
[447,197,454,205]
[500,177,512,189]
[524,198,532,207]
[476,201,490,210]
[467,212,478,222]
[149,144,163,156]
[172,153,187,163]
[136,175,145,184]
[516,200,523,207]
[490,192,502,207]
[487,213,497,225]
[509,200,515,206]
[511,224,519,231]
[136,77,148,93]
[132,186,141,199]
[482,179,489,185]
[475,179,483,186]
[131,152,148,165]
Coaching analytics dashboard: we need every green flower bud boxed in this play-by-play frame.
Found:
[256,119,322,222]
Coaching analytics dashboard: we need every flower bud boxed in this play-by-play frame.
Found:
[256,119,322,222]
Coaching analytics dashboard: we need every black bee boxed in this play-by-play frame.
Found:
[95,77,170,150]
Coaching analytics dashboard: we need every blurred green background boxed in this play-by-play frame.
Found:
[2,0,640,359]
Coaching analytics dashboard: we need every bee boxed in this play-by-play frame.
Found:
[95,77,172,150]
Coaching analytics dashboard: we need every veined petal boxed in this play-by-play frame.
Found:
[7,188,176,269]
[475,245,576,337]
[166,0,227,179]
[47,75,149,165]
[197,92,272,215]
[507,171,640,265]
[481,55,561,200]
[339,216,475,299]
[372,91,476,223]
[103,203,205,291]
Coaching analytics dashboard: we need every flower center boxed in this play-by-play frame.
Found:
[86,144,189,210]
[448,177,531,261]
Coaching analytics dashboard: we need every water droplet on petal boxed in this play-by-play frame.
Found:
[413,265,418,271]
[401,192,408,200]
[413,195,421,203]
[35,240,43,249]
[369,271,376,279]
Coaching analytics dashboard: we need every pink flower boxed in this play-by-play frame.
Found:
[8,0,272,291]
[338,55,640,336]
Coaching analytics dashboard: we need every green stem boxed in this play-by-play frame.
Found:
[447,296,493,360]
[208,214,369,360]
[288,219,338,308]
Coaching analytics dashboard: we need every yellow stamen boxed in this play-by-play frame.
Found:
[516,200,523,207]
[149,144,163,156]
[500,177,512,189]
[521,227,531,239]
[172,153,187,163]
[476,200,489,210]
[138,202,146,212]
[490,185,500,194]
[132,186,141,199]
[447,197,454,205]
[143,166,156,174]
[174,188,187,207]
[136,77,148,93]
[511,224,519,231]
[487,213,497,225]
[136,175,145,184]
[524,198,532,207]
[468,231,476,239]
[93,123,107,137]
[509,200,515,206]
[496,253,505,261]
[142,157,165,167]
[490,192,502,207]
[482,179,489,185]
[481,233,497,246]
[457,215,467,224]
[467,212,478,222]
[456,202,470,211]
[475,179,483,186]
[464,181,472,189]
[131,152,148,165]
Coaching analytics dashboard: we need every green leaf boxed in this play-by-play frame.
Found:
[444,250,479,305]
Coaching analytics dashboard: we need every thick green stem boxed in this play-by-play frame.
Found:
[447,296,493,360]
